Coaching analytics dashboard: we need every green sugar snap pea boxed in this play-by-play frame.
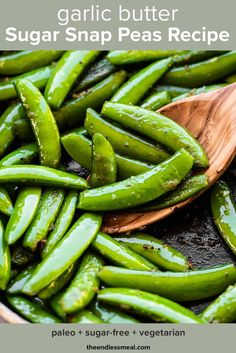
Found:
[78,149,193,211]
[90,132,117,188]
[14,79,61,169]
[225,73,236,84]
[107,50,185,65]
[98,288,205,324]
[0,187,13,216]
[162,51,236,87]
[172,50,224,66]
[111,57,173,104]
[153,85,190,98]
[61,129,155,180]
[23,213,102,296]
[211,181,236,256]
[7,264,37,294]
[102,102,208,168]
[0,104,25,157]
[68,310,104,324]
[0,50,63,75]
[0,219,11,290]
[0,165,88,189]
[141,91,171,110]
[92,232,158,271]
[5,186,42,245]
[38,263,77,300]
[90,301,140,323]
[52,252,104,314]
[85,108,169,164]
[98,264,236,302]
[54,71,127,130]
[172,84,227,102]
[42,191,78,258]
[23,188,65,252]
[6,295,61,323]
[0,143,38,166]
[0,65,54,102]
[14,114,34,142]
[45,50,100,110]
[140,174,209,211]
[114,232,189,272]
[200,284,236,323]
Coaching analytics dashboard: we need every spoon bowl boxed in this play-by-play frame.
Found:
[102,83,236,233]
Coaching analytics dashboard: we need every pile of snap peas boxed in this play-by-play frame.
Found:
[0,49,236,324]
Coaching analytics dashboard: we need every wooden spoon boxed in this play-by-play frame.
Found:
[0,303,26,323]
[102,83,236,234]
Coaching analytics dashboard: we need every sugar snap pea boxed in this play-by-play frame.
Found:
[0,50,63,75]
[85,108,169,164]
[38,263,77,300]
[172,84,227,102]
[23,188,65,252]
[0,104,25,157]
[0,187,13,216]
[0,219,11,290]
[111,58,173,104]
[114,233,189,272]
[61,129,155,180]
[173,50,225,65]
[41,191,78,258]
[200,284,236,323]
[7,264,37,294]
[5,186,42,245]
[162,51,236,87]
[225,73,236,83]
[141,91,171,110]
[78,149,194,211]
[93,232,157,271]
[68,310,104,323]
[54,71,126,130]
[98,288,205,324]
[107,50,185,65]
[52,252,104,314]
[115,155,155,180]
[45,50,100,110]
[102,102,208,168]
[73,57,115,93]
[23,213,102,296]
[0,65,54,102]
[211,181,236,256]
[13,114,34,141]
[6,295,61,323]
[98,264,236,302]
[61,129,93,171]
[140,174,209,211]
[153,85,190,98]
[0,143,38,166]
[15,79,61,168]
[90,132,117,188]
[0,165,88,189]
[90,301,140,323]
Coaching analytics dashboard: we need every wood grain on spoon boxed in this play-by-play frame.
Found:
[102,83,236,234]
